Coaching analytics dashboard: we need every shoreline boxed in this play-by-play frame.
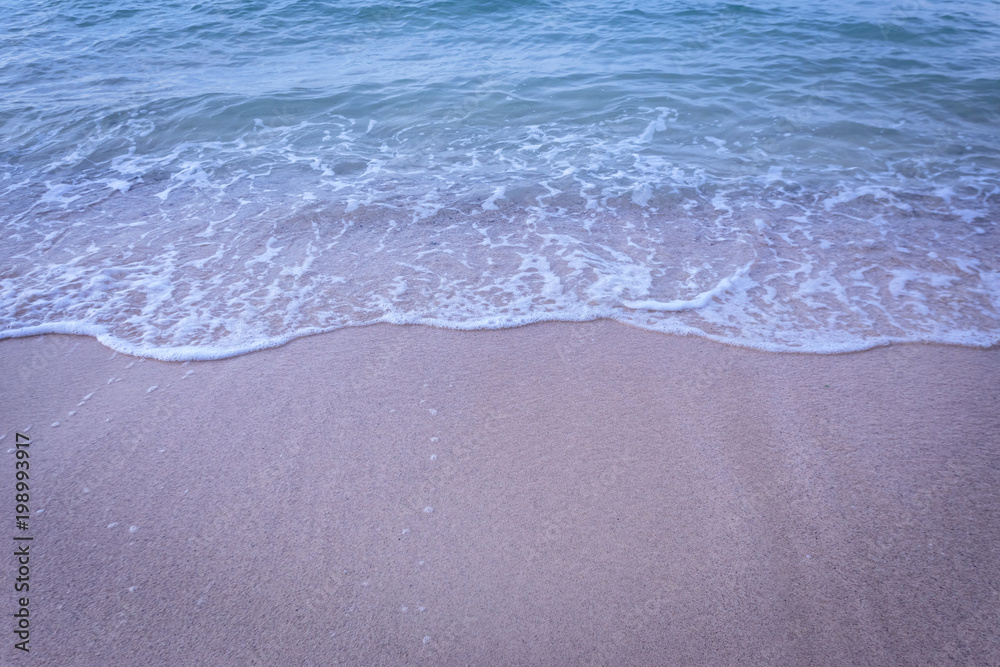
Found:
[3,321,999,665]
[3,314,999,363]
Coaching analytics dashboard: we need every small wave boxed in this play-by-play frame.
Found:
[3,0,999,359]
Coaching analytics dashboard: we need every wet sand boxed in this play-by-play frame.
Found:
[2,321,999,665]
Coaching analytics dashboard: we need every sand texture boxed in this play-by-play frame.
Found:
[2,321,999,665]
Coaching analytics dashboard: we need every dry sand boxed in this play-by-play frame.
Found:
[1,320,999,665]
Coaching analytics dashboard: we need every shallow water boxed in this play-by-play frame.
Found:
[2,0,999,358]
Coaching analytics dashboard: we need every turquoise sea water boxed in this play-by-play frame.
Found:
[2,0,999,358]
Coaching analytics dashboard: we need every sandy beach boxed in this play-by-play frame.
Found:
[2,321,999,665]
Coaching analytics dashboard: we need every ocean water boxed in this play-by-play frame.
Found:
[2,0,999,359]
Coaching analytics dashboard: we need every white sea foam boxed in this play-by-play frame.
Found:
[2,185,998,360]
[1,85,998,361]
[623,263,753,312]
